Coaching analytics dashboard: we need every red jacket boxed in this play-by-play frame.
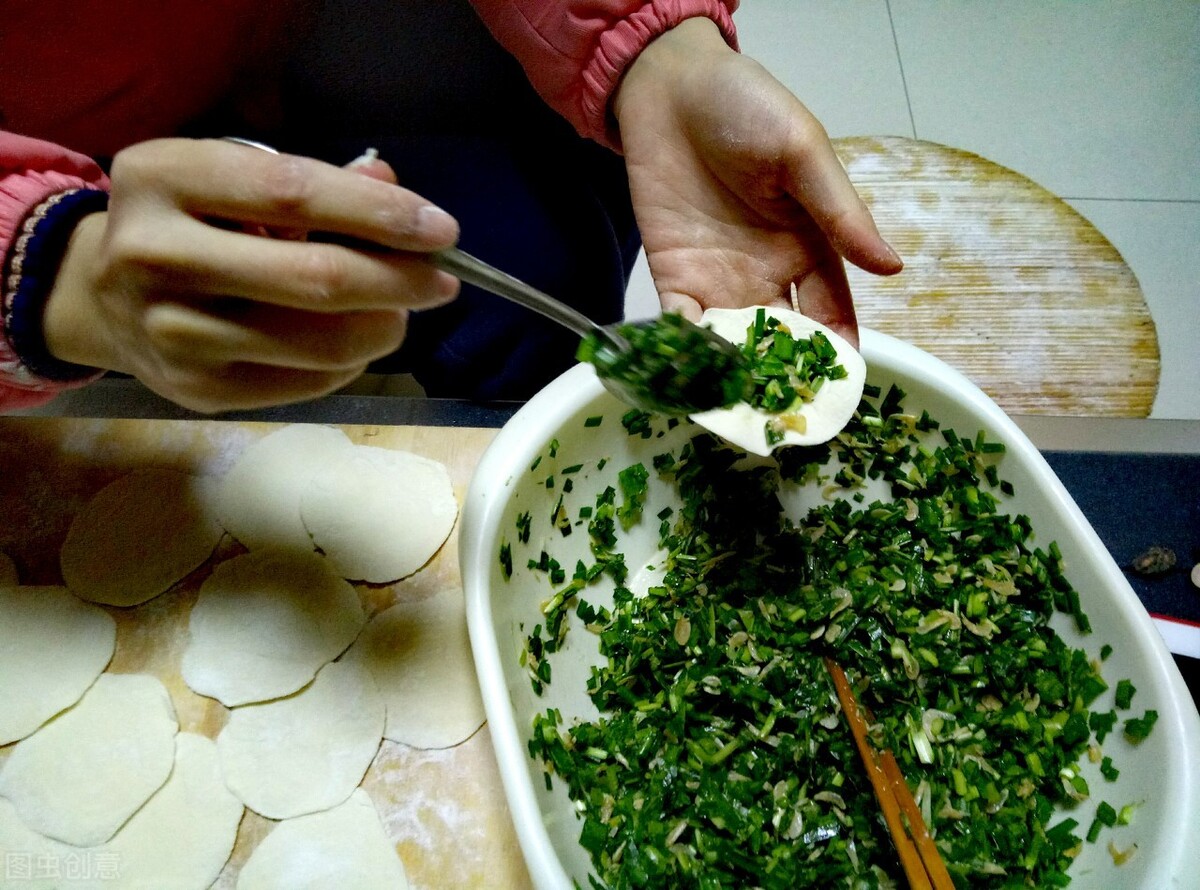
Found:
[0,0,737,408]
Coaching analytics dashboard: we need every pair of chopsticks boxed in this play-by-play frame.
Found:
[824,657,956,890]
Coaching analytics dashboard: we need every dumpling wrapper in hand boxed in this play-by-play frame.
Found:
[688,307,866,456]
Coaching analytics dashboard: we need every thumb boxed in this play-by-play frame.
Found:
[659,291,704,322]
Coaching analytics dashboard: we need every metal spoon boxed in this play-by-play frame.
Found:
[220,136,746,413]
[430,247,747,414]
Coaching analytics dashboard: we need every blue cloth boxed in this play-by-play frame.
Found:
[3,188,109,382]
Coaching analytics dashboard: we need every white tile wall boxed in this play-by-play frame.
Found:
[627,1,1200,418]
[1067,199,1200,419]
[890,1,1200,202]
[732,0,913,139]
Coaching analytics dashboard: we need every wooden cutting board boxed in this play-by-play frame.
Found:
[0,416,532,890]
[833,136,1160,417]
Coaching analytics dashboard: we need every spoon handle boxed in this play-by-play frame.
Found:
[431,247,603,342]
[218,136,616,349]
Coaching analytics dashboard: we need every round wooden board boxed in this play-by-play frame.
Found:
[833,136,1160,417]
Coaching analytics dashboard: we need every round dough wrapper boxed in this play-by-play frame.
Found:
[300,445,458,583]
[0,735,242,890]
[0,795,79,890]
[216,424,353,553]
[217,661,384,819]
[689,306,867,456]
[0,586,115,745]
[236,788,408,890]
[181,549,365,707]
[0,673,178,847]
[344,587,484,749]
[60,468,223,608]
[100,733,243,890]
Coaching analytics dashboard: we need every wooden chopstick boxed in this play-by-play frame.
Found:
[879,748,956,889]
[824,657,955,890]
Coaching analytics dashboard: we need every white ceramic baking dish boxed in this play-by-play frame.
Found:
[461,328,1200,889]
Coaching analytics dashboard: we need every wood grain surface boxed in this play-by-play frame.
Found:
[0,417,532,890]
[834,136,1160,417]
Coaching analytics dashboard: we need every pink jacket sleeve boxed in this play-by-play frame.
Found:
[1,131,110,411]
[469,0,739,150]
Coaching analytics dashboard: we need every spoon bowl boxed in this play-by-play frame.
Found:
[431,248,749,415]
[577,314,752,416]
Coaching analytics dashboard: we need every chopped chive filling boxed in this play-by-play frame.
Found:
[739,309,849,445]
[1088,709,1114,739]
[578,313,753,415]
[617,464,650,530]
[498,542,512,580]
[510,384,1147,888]
[1113,679,1136,710]
[516,511,532,544]
[1123,710,1158,742]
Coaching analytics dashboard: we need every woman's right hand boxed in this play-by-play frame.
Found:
[41,138,461,412]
